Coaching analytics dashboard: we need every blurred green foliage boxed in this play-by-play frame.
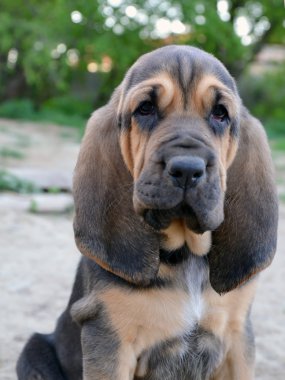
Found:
[0,170,38,193]
[0,99,35,119]
[270,137,285,151]
[239,64,285,137]
[0,98,86,129]
[0,146,24,159]
[0,0,284,130]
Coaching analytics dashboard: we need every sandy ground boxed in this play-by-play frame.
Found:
[0,119,284,379]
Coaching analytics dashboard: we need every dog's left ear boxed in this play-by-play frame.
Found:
[73,89,160,286]
[208,108,278,294]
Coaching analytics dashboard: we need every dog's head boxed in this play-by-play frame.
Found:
[119,46,240,242]
[73,45,278,293]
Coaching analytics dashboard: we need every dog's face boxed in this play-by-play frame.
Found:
[118,46,240,238]
[73,45,277,292]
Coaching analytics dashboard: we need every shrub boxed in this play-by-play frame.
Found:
[0,97,87,129]
[0,99,35,120]
[238,64,285,138]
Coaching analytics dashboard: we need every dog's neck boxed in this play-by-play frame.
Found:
[159,244,191,266]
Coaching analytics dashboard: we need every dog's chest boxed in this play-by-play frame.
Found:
[99,260,207,375]
[102,287,201,350]
[100,285,204,379]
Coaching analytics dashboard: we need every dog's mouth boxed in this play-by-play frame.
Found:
[134,155,225,233]
[142,202,223,234]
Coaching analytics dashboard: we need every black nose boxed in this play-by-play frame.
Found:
[167,156,206,188]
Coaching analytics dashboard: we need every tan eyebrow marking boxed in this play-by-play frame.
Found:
[118,72,182,116]
[194,74,238,116]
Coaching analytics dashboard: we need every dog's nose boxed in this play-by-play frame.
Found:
[167,157,206,188]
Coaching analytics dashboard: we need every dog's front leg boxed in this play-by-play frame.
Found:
[211,317,255,380]
[81,320,137,380]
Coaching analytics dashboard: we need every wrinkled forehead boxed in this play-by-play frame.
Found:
[124,45,237,95]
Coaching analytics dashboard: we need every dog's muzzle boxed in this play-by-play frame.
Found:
[134,149,224,233]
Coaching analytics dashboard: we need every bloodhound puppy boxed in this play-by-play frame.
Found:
[17,45,278,380]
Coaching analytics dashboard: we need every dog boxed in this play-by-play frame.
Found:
[17,45,278,380]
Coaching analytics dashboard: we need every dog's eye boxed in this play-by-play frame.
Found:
[137,101,155,116]
[133,100,160,131]
[209,104,230,134]
[211,104,228,123]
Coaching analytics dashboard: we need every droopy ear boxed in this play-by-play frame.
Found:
[73,89,160,286]
[208,108,278,294]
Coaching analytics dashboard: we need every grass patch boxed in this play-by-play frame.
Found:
[29,199,38,213]
[0,147,25,159]
[0,170,39,193]
[47,186,61,194]
[0,98,87,133]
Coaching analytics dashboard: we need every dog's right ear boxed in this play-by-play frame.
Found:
[208,109,278,294]
[73,89,160,286]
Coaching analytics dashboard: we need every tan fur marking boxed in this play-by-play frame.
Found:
[117,345,137,380]
[203,280,258,379]
[185,229,212,256]
[162,220,211,256]
[211,122,238,191]
[162,220,185,250]
[119,73,182,178]
[158,76,183,112]
[215,133,238,191]
[154,73,177,110]
[201,280,257,339]
[212,336,255,380]
[194,74,239,116]
[119,73,177,116]
[194,75,220,114]
[130,122,149,180]
[218,154,227,192]
[100,288,191,342]
[120,131,134,173]
[226,137,238,168]
[191,74,240,195]
[157,262,176,279]
[121,120,150,179]
[135,350,152,377]
[99,287,196,378]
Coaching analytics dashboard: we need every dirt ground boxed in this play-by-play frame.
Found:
[0,119,284,379]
